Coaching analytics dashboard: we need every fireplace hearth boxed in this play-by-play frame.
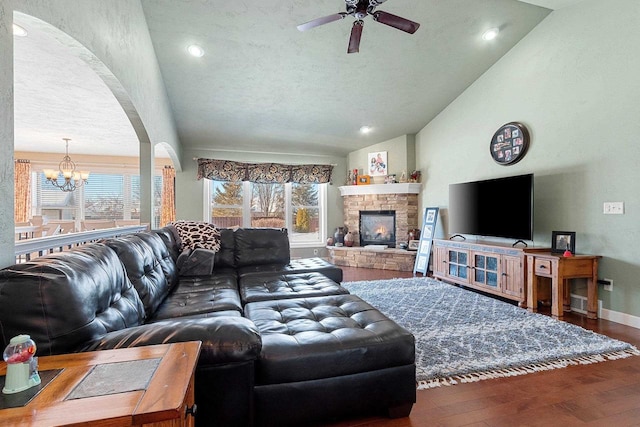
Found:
[359,210,396,248]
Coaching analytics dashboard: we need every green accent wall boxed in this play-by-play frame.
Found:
[415,0,640,317]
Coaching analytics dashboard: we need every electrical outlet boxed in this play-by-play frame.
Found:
[313,248,319,255]
[603,202,624,214]
[602,278,613,291]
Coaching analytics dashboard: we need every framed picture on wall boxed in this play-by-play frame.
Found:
[368,151,388,176]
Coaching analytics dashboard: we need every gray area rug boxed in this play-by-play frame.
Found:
[343,277,639,389]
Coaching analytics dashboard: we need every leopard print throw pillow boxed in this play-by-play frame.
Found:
[171,221,221,252]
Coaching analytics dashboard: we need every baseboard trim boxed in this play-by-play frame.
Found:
[600,308,640,330]
[570,293,640,330]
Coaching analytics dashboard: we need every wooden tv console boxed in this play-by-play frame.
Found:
[433,239,538,306]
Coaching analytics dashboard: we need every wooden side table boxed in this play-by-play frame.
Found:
[0,341,201,427]
[526,252,601,319]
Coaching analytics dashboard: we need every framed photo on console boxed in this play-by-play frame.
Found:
[551,231,576,254]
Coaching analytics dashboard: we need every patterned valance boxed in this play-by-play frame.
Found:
[197,159,333,184]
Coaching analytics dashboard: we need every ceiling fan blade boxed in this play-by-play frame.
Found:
[297,12,346,31]
[373,10,420,34]
[347,21,364,54]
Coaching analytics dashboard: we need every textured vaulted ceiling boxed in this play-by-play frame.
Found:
[14,0,560,158]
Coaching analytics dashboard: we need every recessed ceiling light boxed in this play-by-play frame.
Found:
[360,126,372,134]
[482,27,499,41]
[13,24,27,37]
[187,44,204,57]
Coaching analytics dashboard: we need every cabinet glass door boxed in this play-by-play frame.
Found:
[448,250,469,280]
[473,253,499,288]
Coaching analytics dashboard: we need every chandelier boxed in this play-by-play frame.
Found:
[43,138,90,192]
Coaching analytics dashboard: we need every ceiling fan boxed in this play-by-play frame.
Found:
[297,0,420,54]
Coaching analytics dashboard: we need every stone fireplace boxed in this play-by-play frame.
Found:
[328,183,421,271]
[340,183,420,248]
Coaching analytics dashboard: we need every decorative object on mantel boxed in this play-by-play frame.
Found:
[385,174,397,184]
[344,231,354,247]
[334,227,346,246]
[343,278,640,390]
[399,170,407,183]
[357,175,371,185]
[490,122,530,165]
[409,170,421,183]
[326,236,334,246]
[551,230,576,255]
[43,138,90,192]
[368,151,388,176]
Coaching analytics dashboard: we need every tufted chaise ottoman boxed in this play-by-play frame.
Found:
[236,256,343,283]
[244,294,416,427]
[239,272,349,304]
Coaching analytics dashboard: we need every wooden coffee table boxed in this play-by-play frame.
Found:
[0,341,201,427]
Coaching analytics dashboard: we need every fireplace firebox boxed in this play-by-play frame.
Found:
[359,210,396,248]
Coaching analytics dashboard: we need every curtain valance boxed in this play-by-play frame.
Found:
[196,159,333,184]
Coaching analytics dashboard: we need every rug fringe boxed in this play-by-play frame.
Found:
[417,348,640,390]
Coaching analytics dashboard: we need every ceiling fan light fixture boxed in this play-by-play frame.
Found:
[360,126,372,134]
[187,44,205,57]
[482,27,499,41]
[13,24,28,37]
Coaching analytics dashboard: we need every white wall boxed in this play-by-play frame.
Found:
[415,0,640,316]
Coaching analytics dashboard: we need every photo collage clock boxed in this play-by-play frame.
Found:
[489,122,530,165]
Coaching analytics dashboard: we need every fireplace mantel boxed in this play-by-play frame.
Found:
[338,183,422,197]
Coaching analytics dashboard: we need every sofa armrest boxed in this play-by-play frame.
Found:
[82,317,261,366]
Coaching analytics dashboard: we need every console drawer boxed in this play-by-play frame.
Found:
[534,259,552,275]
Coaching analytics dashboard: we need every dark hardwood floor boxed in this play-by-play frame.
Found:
[325,267,640,427]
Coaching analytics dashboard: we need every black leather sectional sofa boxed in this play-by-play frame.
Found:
[0,227,415,426]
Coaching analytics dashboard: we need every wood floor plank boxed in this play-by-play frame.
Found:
[328,267,640,427]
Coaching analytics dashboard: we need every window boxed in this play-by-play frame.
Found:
[210,181,244,228]
[33,171,163,228]
[36,172,79,220]
[209,181,326,247]
[130,175,163,228]
[291,183,321,244]
[84,173,124,220]
[251,183,285,228]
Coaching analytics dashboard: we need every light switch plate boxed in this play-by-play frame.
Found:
[603,202,624,214]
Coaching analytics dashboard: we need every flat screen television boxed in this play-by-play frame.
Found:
[448,173,533,241]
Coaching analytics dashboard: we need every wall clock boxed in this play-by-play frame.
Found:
[489,122,530,165]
